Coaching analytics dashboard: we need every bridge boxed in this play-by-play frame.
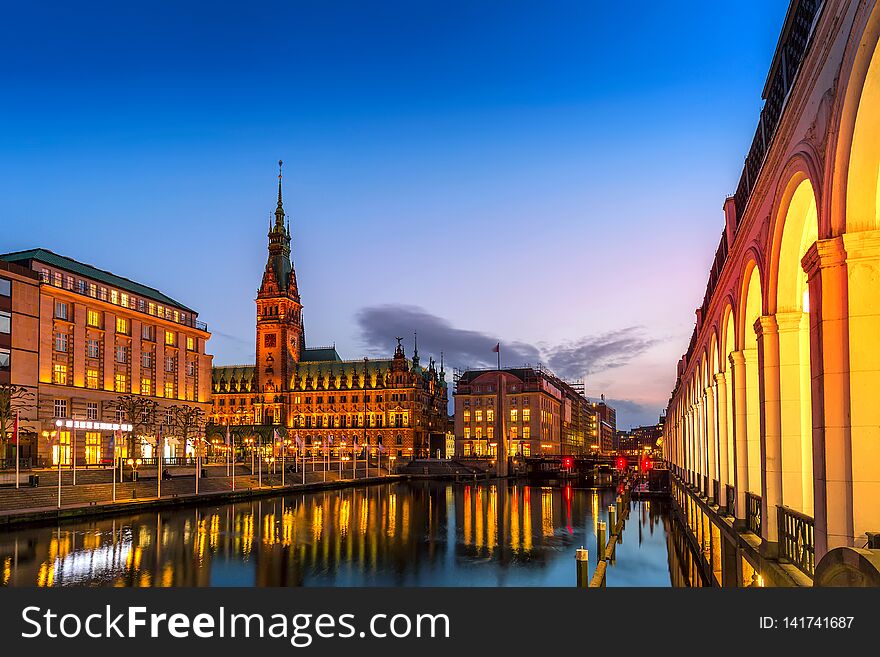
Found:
[664,0,880,586]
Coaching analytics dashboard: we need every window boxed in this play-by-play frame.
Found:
[165,356,175,372]
[164,382,174,398]
[110,290,118,305]
[165,330,176,346]
[86,369,99,389]
[53,364,68,385]
[186,336,195,351]
[187,360,196,376]
[99,287,107,301]
[87,339,100,358]
[148,302,156,316]
[65,275,74,290]
[52,272,62,287]
[116,317,128,334]
[54,399,68,418]
[76,279,86,294]
[475,427,482,440]
[54,301,69,320]
[120,293,128,308]
[87,402,98,420]
[55,431,71,465]
[115,345,127,363]
[0,278,10,296]
[475,409,483,422]
[165,410,174,425]
[115,409,126,423]
[395,435,403,446]
[142,324,154,340]
[523,409,531,423]
[464,428,470,440]
[87,309,101,327]
[0,311,10,334]
[88,283,97,298]
[487,426,494,440]
[54,332,68,352]
[141,378,152,396]
[138,299,145,312]
[510,409,518,423]
[463,410,470,422]
[523,427,531,440]
[115,373,127,392]
[142,352,153,368]
[487,409,494,423]
[85,432,102,465]
[510,427,518,440]
[0,348,9,369]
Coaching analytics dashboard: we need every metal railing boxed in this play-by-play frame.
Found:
[712,479,720,505]
[726,484,736,517]
[777,505,815,578]
[746,492,762,536]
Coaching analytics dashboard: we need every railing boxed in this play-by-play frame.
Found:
[703,474,708,497]
[712,479,720,505]
[726,484,736,517]
[0,458,32,470]
[777,505,815,578]
[746,492,762,536]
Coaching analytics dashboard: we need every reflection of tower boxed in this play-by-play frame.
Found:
[496,371,509,476]
[255,161,304,424]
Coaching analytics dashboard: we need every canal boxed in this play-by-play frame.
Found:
[0,480,694,587]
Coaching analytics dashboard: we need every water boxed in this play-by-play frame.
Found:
[0,481,680,587]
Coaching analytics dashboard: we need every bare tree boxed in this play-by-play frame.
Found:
[171,405,205,461]
[114,394,158,457]
[0,384,35,461]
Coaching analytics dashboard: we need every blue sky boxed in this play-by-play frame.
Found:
[0,1,788,427]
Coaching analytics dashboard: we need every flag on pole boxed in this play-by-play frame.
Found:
[295,435,303,450]
[225,424,230,446]
[492,342,499,353]
[377,442,385,453]
[12,411,19,445]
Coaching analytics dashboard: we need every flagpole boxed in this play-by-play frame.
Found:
[14,411,19,490]
[258,433,262,489]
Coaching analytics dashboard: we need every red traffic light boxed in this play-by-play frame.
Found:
[641,458,652,471]
[562,456,574,469]
[615,457,627,470]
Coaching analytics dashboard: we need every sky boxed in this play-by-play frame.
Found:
[0,1,789,428]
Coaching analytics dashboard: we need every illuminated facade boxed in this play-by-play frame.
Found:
[664,0,880,585]
[453,366,594,457]
[0,249,213,464]
[210,165,449,458]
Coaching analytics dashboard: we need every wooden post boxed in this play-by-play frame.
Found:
[597,521,606,562]
[608,504,617,533]
[576,547,590,587]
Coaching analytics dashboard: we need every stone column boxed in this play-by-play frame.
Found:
[730,350,748,524]
[802,237,850,558]
[756,315,782,549]
[715,372,729,509]
[705,383,717,502]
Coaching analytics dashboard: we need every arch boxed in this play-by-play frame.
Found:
[721,303,736,488]
[769,175,819,516]
[741,261,763,495]
[835,4,880,233]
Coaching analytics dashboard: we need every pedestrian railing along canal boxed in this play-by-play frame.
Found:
[777,505,815,578]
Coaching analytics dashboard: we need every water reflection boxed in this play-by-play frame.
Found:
[0,481,680,587]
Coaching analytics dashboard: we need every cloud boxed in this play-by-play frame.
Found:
[355,304,657,378]
[601,398,665,430]
[542,327,659,379]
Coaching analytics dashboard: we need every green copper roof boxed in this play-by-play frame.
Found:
[0,248,196,313]
[301,346,342,362]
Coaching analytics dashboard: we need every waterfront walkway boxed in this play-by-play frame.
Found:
[0,463,394,527]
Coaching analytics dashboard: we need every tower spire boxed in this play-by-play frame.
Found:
[412,331,420,368]
[275,159,285,226]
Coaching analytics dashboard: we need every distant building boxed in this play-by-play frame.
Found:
[210,165,448,459]
[0,248,213,464]
[453,365,595,457]
[590,396,616,453]
[616,417,664,455]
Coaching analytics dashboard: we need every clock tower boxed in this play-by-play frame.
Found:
[255,161,304,423]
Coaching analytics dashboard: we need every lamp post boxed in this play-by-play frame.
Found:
[126,457,142,485]
[42,430,59,508]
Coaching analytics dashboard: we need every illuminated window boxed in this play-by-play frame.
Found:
[53,363,68,385]
[487,409,494,422]
[475,409,483,422]
[487,426,494,440]
[510,409,518,423]
[164,381,174,398]
[141,378,152,396]
[475,427,483,440]
[88,283,97,298]
[115,373,127,392]
[110,290,118,305]
[464,428,470,440]
[148,302,156,316]
[120,293,128,307]
[52,271,62,287]
[86,369,99,389]
[116,317,128,334]
[523,408,530,423]
[99,287,107,301]
[55,431,71,465]
[87,309,101,327]
[510,427,518,440]
[54,332,68,352]
[85,432,102,465]
[523,427,531,440]
[463,410,470,422]
[165,330,176,346]
[186,336,195,351]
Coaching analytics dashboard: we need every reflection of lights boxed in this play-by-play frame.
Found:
[47,542,134,585]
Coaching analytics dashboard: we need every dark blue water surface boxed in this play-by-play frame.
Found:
[0,481,677,587]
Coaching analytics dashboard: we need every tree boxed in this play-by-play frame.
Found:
[170,405,206,460]
[114,394,158,457]
[0,384,35,461]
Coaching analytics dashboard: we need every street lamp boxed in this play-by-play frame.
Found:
[42,430,60,508]
[126,457,142,482]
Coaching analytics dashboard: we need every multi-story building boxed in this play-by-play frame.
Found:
[616,420,663,455]
[0,249,213,464]
[453,365,594,457]
[0,260,41,461]
[590,396,616,453]
[210,166,449,458]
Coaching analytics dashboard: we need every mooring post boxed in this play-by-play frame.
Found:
[597,521,606,562]
[576,547,590,587]
[608,504,617,533]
